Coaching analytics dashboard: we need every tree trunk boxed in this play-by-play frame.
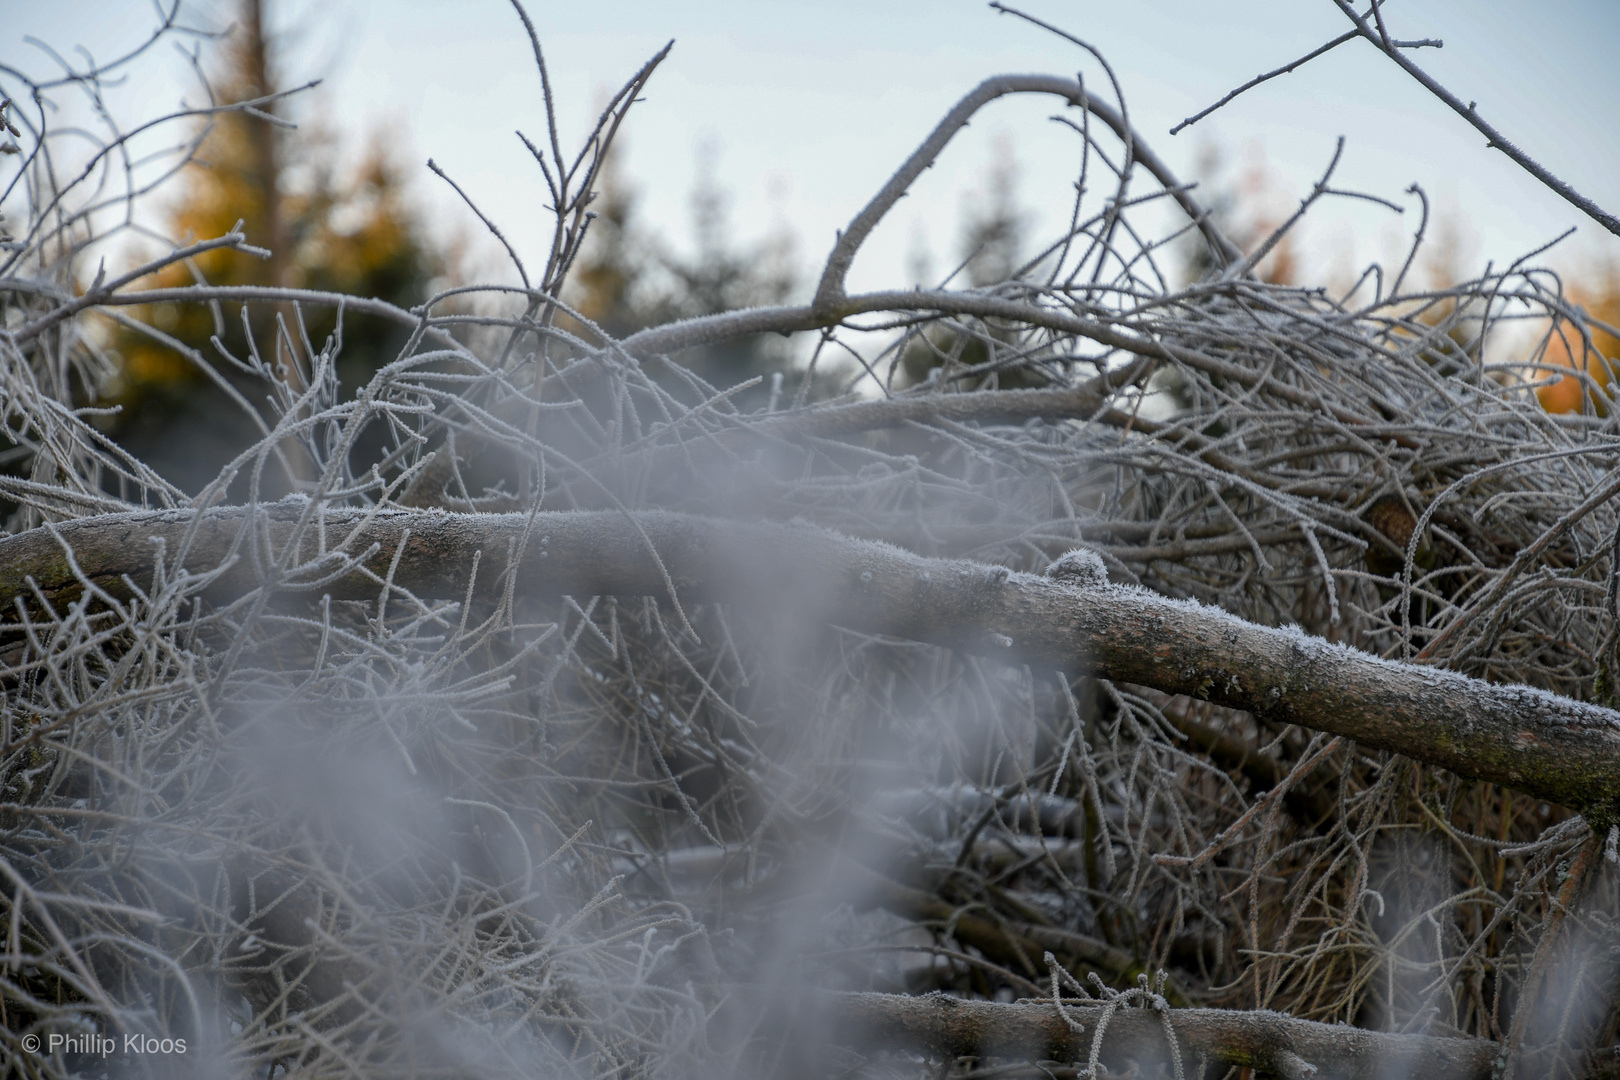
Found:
[5,505,1618,814]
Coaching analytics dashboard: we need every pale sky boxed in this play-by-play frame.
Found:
[8,0,1620,295]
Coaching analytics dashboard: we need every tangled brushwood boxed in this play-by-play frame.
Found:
[4,4,1620,1078]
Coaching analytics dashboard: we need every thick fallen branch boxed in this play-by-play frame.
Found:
[4,505,1619,814]
[817,990,1496,1080]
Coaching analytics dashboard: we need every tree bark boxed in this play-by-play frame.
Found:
[816,990,1497,1080]
[4,505,1619,815]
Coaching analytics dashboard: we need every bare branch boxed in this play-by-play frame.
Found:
[810,74,1241,314]
[6,505,1619,814]
[817,990,1496,1080]
[1332,0,1620,238]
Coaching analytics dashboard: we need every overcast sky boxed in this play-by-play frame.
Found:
[9,0,1620,295]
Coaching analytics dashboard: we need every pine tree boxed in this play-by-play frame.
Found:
[100,0,441,496]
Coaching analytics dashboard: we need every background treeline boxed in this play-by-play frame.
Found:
[95,0,1620,500]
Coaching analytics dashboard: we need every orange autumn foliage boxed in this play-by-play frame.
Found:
[98,0,441,495]
[1535,273,1620,415]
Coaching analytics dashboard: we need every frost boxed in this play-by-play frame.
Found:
[2,9,1617,1076]
[1045,547,1109,588]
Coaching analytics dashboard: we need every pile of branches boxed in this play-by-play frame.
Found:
[2,4,1619,1078]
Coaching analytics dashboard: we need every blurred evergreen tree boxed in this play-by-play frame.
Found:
[566,143,806,408]
[955,139,1028,293]
[567,142,646,343]
[100,0,441,496]
[897,136,1041,391]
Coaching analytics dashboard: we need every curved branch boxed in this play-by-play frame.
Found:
[616,359,1150,468]
[617,287,1407,453]
[4,506,1620,814]
[809,73,1242,314]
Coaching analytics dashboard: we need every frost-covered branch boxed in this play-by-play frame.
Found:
[819,990,1497,1080]
[7,4,1620,1075]
[6,504,1619,815]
